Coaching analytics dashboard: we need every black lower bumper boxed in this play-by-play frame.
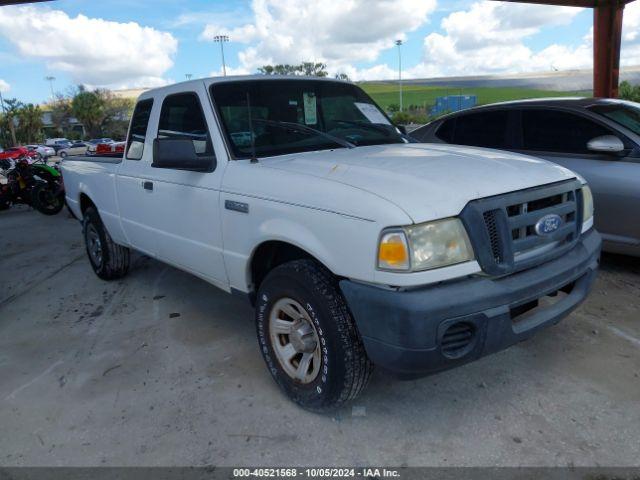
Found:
[340,229,601,377]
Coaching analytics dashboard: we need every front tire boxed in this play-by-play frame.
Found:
[256,259,373,412]
[83,206,130,280]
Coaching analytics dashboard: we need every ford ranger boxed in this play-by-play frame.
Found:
[61,77,601,411]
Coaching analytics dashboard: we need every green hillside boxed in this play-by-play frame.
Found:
[359,82,592,111]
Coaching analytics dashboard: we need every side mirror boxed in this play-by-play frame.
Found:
[587,135,625,154]
[152,138,214,172]
[396,124,407,135]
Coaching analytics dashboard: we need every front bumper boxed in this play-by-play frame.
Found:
[340,229,601,377]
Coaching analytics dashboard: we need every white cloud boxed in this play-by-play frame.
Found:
[621,1,640,66]
[0,5,178,88]
[421,1,587,76]
[0,79,9,93]
[201,0,437,74]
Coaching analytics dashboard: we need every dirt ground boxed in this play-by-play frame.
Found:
[1,206,639,467]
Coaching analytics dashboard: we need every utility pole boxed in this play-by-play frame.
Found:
[395,40,403,112]
[213,35,229,76]
[0,88,7,147]
[45,76,56,100]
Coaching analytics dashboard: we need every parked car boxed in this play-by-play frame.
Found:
[0,146,38,162]
[45,138,73,153]
[92,141,125,156]
[61,77,600,410]
[86,138,114,154]
[411,98,640,256]
[26,144,56,160]
[58,141,88,158]
[87,138,114,145]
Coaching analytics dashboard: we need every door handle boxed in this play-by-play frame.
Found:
[143,181,153,191]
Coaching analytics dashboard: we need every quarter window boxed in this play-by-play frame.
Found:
[126,99,153,160]
[157,93,213,157]
[521,110,615,154]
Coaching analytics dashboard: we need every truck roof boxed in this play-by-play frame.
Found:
[138,75,351,101]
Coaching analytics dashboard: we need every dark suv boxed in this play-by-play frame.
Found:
[411,98,640,256]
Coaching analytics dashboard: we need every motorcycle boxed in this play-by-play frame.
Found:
[0,156,65,215]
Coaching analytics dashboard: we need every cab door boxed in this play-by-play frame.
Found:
[139,85,229,288]
[116,97,159,257]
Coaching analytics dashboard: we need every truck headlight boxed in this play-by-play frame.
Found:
[378,218,474,272]
[582,185,594,224]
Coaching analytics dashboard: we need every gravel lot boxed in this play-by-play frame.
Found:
[1,206,639,467]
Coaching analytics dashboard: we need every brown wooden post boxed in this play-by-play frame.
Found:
[593,0,625,98]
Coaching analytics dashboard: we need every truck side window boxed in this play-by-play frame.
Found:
[521,109,616,154]
[451,111,509,148]
[157,93,213,157]
[126,99,153,160]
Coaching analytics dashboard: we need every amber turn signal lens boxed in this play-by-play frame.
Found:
[378,232,410,270]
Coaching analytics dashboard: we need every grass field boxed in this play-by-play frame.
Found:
[359,82,592,111]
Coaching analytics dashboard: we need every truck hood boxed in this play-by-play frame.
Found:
[263,143,578,223]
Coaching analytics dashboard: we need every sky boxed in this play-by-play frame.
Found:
[0,0,640,104]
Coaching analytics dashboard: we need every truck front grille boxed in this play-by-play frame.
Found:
[462,179,584,276]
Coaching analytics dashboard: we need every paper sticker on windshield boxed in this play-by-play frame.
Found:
[354,102,391,125]
[303,92,317,125]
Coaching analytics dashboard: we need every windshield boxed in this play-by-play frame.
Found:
[588,102,640,136]
[210,79,404,159]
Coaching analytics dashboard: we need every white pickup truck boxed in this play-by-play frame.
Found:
[62,76,601,411]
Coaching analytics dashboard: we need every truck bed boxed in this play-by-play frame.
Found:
[61,154,123,164]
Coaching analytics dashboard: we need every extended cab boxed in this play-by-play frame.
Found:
[61,77,601,411]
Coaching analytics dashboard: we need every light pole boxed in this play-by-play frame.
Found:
[213,35,229,76]
[185,73,193,81]
[395,40,403,112]
[45,76,56,100]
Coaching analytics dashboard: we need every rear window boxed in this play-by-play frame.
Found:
[446,111,510,148]
[126,99,153,160]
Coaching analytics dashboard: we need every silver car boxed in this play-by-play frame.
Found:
[411,98,640,256]
[58,141,88,158]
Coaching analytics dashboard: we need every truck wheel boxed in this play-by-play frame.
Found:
[256,259,373,411]
[82,207,130,280]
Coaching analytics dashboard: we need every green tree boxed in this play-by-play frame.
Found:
[49,94,74,137]
[16,103,44,144]
[299,62,328,77]
[258,64,300,75]
[1,98,22,146]
[258,62,328,77]
[101,94,134,139]
[71,87,107,138]
[619,80,640,102]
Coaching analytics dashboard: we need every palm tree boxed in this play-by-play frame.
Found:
[17,103,44,144]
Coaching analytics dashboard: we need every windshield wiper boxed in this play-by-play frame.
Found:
[334,119,397,136]
[333,119,416,143]
[253,118,356,149]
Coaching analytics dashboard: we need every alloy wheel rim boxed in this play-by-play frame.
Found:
[86,224,103,266]
[269,297,321,384]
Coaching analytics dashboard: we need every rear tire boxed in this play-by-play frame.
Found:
[256,259,373,412]
[83,206,130,280]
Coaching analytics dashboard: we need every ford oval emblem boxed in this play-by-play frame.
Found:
[535,214,563,236]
